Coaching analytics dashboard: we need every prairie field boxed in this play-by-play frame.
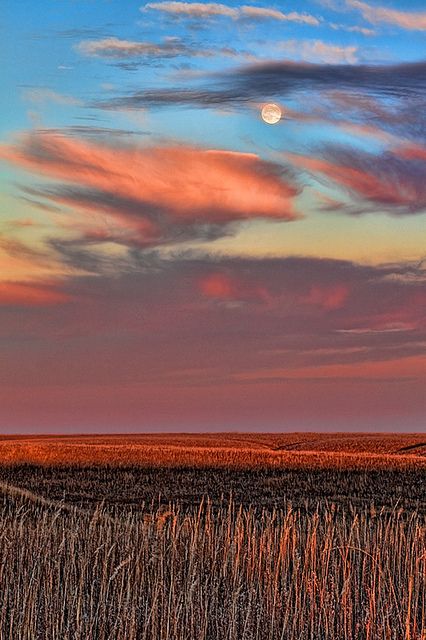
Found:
[0,431,425,469]
[0,433,424,639]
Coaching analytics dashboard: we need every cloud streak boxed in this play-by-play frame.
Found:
[76,36,231,60]
[286,146,426,215]
[275,40,359,64]
[77,36,191,58]
[143,2,320,25]
[95,60,426,112]
[23,88,81,106]
[347,0,426,31]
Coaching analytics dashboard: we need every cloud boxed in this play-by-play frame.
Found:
[30,126,151,139]
[322,90,426,144]
[95,60,426,112]
[0,132,301,250]
[22,89,81,106]
[276,39,359,64]
[347,0,426,31]
[285,146,426,215]
[3,253,425,357]
[77,36,200,59]
[144,1,238,18]
[0,252,424,429]
[238,6,319,25]
[76,36,244,64]
[143,2,320,24]
[234,60,426,101]
[329,22,376,36]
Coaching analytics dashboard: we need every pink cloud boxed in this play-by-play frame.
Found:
[1,133,300,231]
[285,150,425,212]
[143,2,319,25]
[144,2,238,18]
[276,39,358,64]
[347,0,426,31]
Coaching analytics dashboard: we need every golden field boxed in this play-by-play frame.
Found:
[0,432,425,469]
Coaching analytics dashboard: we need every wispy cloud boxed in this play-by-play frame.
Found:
[347,0,426,31]
[286,146,426,215]
[77,36,184,58]
[76,36,245,63]
[238,5,319,25]
[329,22,375,36]
[144,1,237,18]
[95,60,426,112]
[22,88,81,106]
[275,39,359,64]
[77,36,202,59]
[143,2,320,25]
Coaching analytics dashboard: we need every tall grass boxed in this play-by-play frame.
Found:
[0,491,424,639]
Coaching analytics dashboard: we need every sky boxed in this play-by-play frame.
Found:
[0,0,425,432]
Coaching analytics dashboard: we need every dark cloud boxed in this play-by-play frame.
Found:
[235,60,426,99]
[32,126,151,139]
[1,251,424,433]
[323,92,426,143]
[94,60,426,111]
[2,252,425,368]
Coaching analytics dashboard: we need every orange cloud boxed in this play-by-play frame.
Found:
[0,282,70,306]
[1,133,300,227]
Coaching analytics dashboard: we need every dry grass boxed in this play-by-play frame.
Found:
[0,488,424,640]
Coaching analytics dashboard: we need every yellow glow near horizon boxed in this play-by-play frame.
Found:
[187,212,426,265]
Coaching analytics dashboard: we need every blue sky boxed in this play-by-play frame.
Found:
[2,0,426,138]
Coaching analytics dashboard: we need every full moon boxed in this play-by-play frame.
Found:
[261,103,282,125]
